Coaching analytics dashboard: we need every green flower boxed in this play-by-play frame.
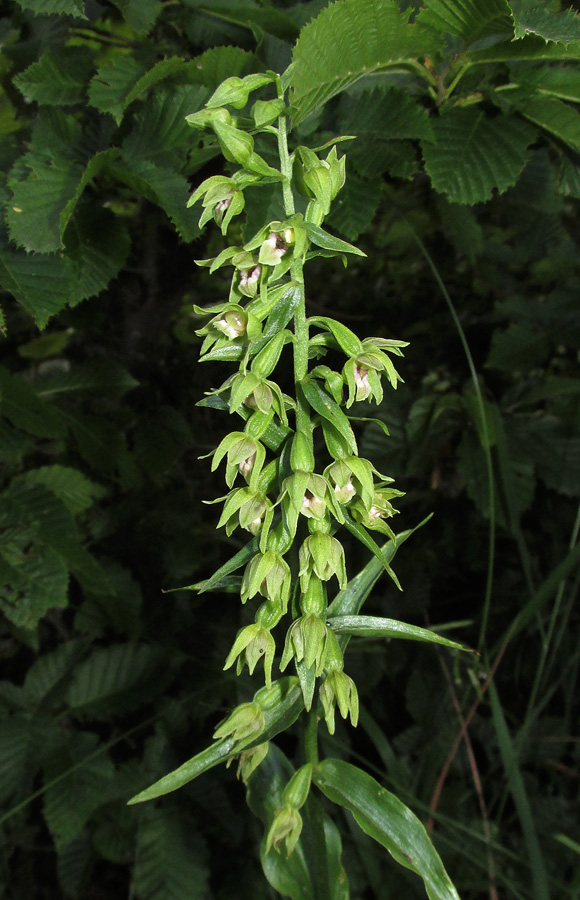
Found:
[215,486,273,538]
[343,338,407,408]
[211,432,266,490]
[224,623,276,687]
[351,487,404,540]
[266,806,303,857]
[320,670,359,735]
[232,741,269,784]
[213,702,265,744]
[241,550,291,610]
[299,532,347,591]
[280,614,328,676]
[325,456,376,508]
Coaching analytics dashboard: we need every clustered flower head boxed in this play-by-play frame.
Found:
[186,73,406,780]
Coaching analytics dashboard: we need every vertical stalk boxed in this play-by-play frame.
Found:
[276,80,329,900]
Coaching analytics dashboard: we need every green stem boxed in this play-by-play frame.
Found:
[275,80,310,436]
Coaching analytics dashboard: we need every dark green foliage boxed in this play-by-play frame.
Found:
[0,1,579,899]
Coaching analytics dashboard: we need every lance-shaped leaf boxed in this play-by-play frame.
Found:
[313,759,461,900]
[422,109,537,204]
[128,678,304,804]
[305,222,366,257]
[300,379,358,456]
[342,511,402,590]
[327,615,469,651]
[290,0,436,124]
[309,316,362,357]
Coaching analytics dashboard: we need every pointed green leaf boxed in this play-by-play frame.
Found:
[507,94,580,152]
[342,512,402,590]
[327,615,469,650]
[290,0,435,124]
[131,808,209,900]
[110,158,199,241]
[13,48,93,106]
[422,109,536,204]
[418,0,512,46]
[510,0,580,44]
[110,0,161,33]
[300,379,358,455]
[14,0,86,16]
[466,34,580,64]
[314,758,461,900]
[128,679,304,803]
[66,643,168,720]
[305,222,366,256]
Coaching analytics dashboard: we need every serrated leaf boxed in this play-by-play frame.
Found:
[13,47,93,106]
[88,55,145,121]
[23,639,89,706]
[7,152,85,253]
[339,86,435,142]
[290,0,435,124]
[0,481,109,597]
[327,173,382,240]
[0,543,69,632]
[64,205,132,305]
[111,158,200,241]
[122,85,209,162]
[185,46,260,89]
[131,809,209,900]
[0,366,64,439]
[467,34,580,64]
[0,715,60,805]
[327,615,468,650]
[35,360,138,400]
[111,0,161,33]
[418,0,512,46]
[510,0,580,44]
[43,732,115,848]
[422,109,536,204]
[57,834,92,899]
[66,643,168,720]
[198,4,299,41]
[313,759,461,900]
[14,0,86,16]
[507,94,580,152]
[19,466,106,515]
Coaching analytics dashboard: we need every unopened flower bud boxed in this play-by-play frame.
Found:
[238,264,261,297]
[234,742,269,783]
[213,701,264,744]
[266,806,303,857]
[215,309,247,339]
[319,670,359,735]
[280,613,328,676]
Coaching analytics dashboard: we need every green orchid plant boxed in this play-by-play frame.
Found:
[129,70,468,900]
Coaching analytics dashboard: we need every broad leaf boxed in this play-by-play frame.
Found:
[14,0,86,15]
[466,34,580,64]
[110,0,161,33]
[185,46,260,89]
[19,466,107,516]
[110,158,199,241]
[88,56,146,122]
[128,678,304,803]
[418,0,513,46]
[13,48,93,107]
[43,733,115,848]
[327,615,468,650]
[328,173,382,240]
[422,109,536,204]
[131,808,209,900]
[66,643,168,719]
[510,0,580,44]
[290,0,435,124]
[506,94,580,152]
[0,366,64,439]
[314,759,461,900]
[339,86,434,143]
[122,85,209,162]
